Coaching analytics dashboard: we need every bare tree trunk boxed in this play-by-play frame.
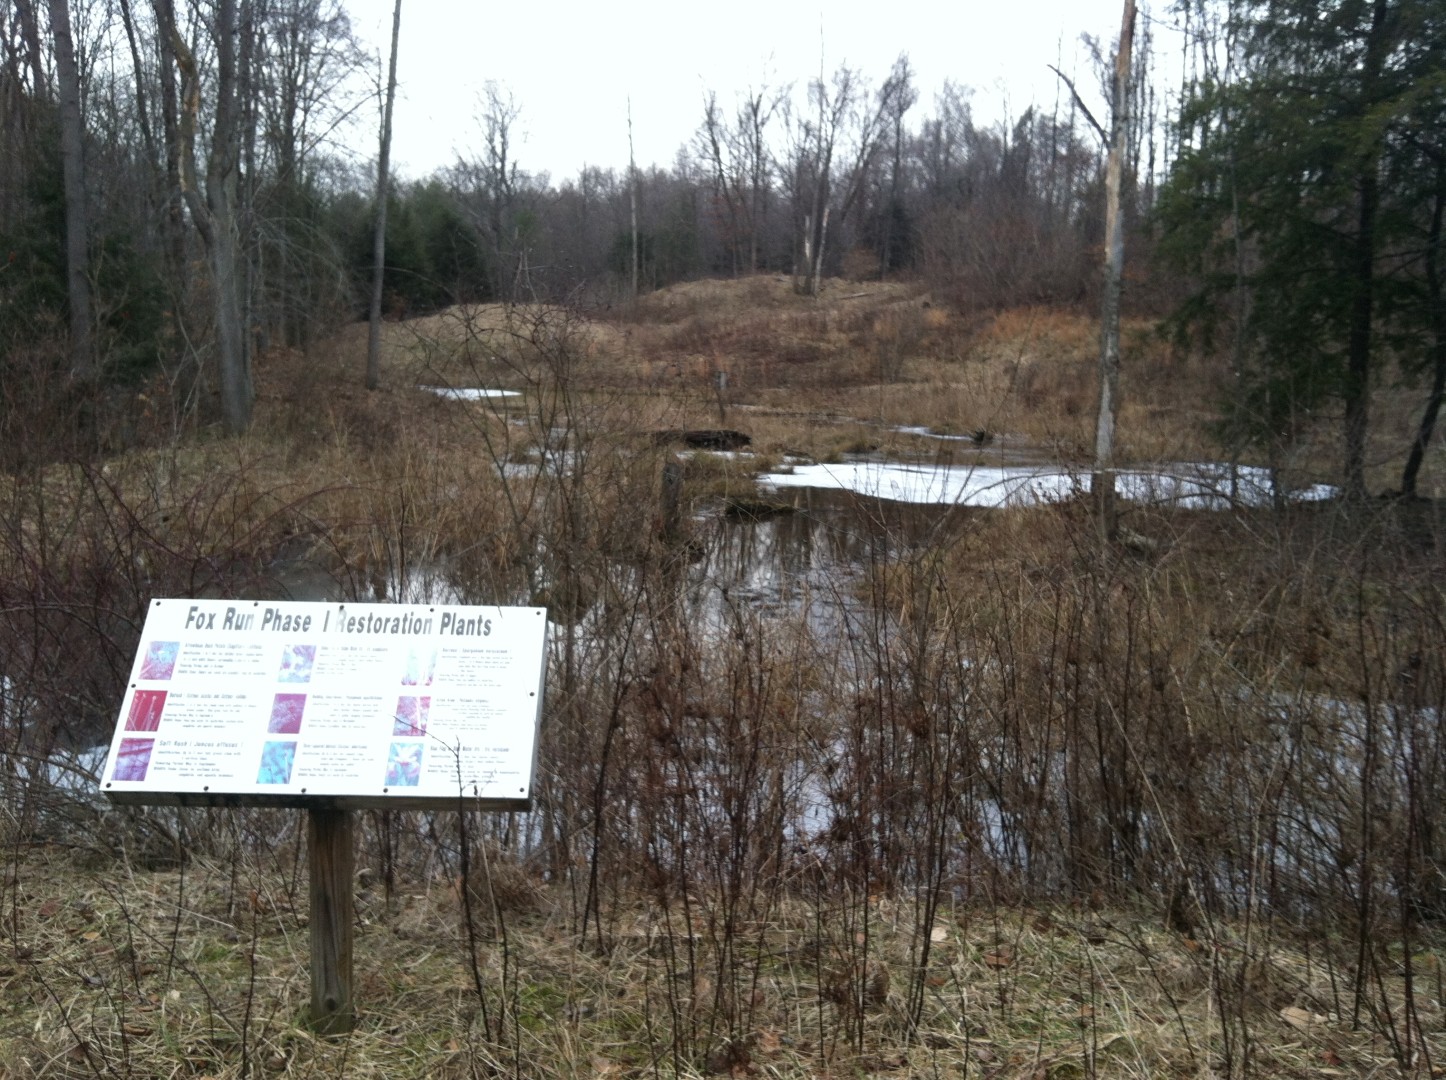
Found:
[811,205,829,295]
[48,0,93,380]
[803,46,830,298]
[803,125,830,298]
[171,0,252,434]
[699,92,740,275]
[747,92,768,273]
[366,0,401,391]
[1342,0,1390,500]
[210,195,249,430]
[210,0,251,433]
[797,213,810,291]
[116,0,157,181]
[150,0,193,413]
[479,84,520,302]
[1402,159,1445,498]
[628,98,639,299]
[13,0,47,100]
[151,1,184,261]
[237,0,260,356]
[1093,0,1136,540]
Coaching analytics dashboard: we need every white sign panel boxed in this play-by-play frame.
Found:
[100,599,547,810]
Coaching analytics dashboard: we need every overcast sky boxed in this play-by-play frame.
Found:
[341,0,1177,184]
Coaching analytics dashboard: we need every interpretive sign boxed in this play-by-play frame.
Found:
[100,598,547,811]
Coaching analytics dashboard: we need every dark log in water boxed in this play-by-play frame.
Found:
[651,429,752,451]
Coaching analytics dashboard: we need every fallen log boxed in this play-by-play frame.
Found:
[650,429,752,451]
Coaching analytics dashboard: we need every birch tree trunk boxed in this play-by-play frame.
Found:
[1093,0,1136,540]
[367,0,401,391]
[803,84,831,298]
[810,205,829,295]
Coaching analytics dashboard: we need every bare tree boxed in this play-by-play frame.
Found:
[47,0,94,379]
[628,96,639,299]
[469,83,530,301]
[256,0,365,183]
[1093,0,1137,538]
[169,0,254,433]
[740,86,785,271]
[792,63,848,295]
[877,55,917,278]
[252,0,368,347]
[149,0,189,315]
[697,82,785,274]
[698,91,742,274]
[792,54,913,295]
[366,0,400,391]
[12,0,47,104]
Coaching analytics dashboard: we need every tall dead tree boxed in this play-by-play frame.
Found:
[628,97,639,299]
[366,0,401,390]
[796,63,847,296]
[1093,0,1136,538]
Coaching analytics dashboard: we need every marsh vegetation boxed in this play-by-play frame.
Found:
[3,279,1444,1077]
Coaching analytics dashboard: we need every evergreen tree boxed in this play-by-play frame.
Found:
[1158,0,1441,497]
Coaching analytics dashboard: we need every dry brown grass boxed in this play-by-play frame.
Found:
[260,276,1442,494]
[6,846,1438,1079]
[334,282,1215,469]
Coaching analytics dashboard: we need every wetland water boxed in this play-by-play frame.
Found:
[681,449,1335,623]
[273,440,1337,618]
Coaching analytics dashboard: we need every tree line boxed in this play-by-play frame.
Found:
[3,0,1445,496]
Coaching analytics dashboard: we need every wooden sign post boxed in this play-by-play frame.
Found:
[308,807,355,1034]
[99,598,547,1035]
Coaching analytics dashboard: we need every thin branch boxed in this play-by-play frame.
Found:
[1048,64,1108,145]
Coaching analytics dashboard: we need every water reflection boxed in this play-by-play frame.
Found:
[682,488,964,635]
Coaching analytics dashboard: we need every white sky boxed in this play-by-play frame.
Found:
[342,0,1177,184]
